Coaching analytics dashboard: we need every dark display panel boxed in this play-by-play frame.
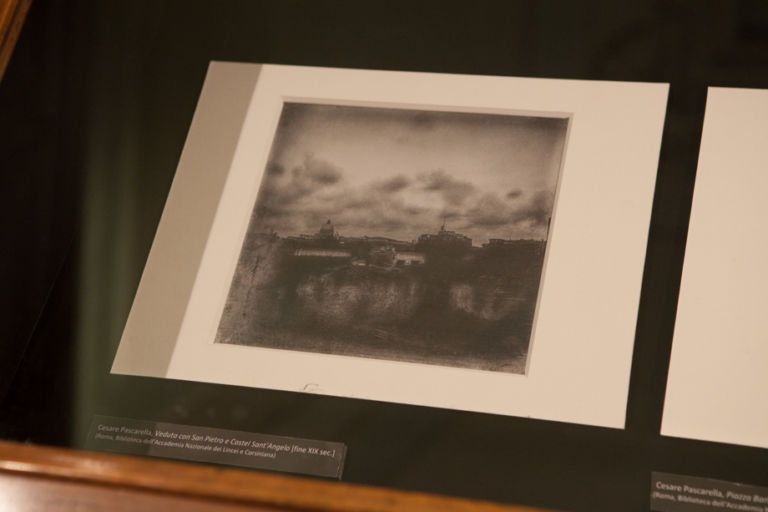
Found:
[2,2,768,511]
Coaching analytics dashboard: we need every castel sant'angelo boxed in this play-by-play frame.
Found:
[280,219,542,269]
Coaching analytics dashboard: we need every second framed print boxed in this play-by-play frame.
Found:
[662,87,768,449]
[112,63,668,428]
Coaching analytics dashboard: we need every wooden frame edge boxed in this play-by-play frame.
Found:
[0,440,553,512]
[0,0,32,82]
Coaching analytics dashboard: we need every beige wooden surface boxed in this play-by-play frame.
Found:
[0,440,554,512]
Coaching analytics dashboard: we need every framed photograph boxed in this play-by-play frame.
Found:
[111,63,667,428]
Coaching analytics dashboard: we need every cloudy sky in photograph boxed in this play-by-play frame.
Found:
[250,102,568,245]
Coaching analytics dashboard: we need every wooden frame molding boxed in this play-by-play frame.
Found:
[0,441,553,512]
[0,0,32,82]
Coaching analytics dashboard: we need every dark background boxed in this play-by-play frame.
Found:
[2,1,767,511]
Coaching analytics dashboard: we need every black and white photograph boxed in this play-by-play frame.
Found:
[215,102,569,373]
